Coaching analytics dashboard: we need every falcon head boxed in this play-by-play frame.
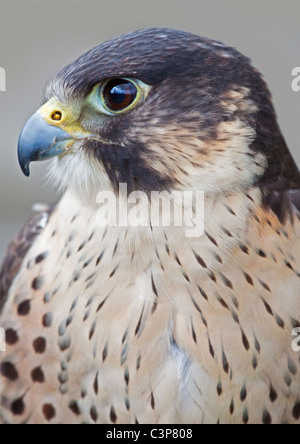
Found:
[18,28,300,205]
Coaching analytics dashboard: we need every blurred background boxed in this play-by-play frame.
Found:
[0,0,299,262]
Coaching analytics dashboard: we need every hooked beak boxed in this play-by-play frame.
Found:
[18,111,75,177]
[18,97,96,177]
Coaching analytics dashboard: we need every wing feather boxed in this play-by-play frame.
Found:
[0,207,54,313]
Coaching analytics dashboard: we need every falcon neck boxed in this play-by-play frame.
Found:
[57,186,268,274]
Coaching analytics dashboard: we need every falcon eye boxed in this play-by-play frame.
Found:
[88,77,150,115]
[102,79,138,112]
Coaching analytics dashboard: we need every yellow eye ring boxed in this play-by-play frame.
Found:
[88,77,150,115]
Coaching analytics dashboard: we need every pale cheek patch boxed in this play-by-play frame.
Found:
[47,144,113,202]
[138,119,267,194]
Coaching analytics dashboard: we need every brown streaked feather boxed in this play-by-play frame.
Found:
[0,188,299,424]
[0,207,54,313]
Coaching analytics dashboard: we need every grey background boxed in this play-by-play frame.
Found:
[0,0,299,262]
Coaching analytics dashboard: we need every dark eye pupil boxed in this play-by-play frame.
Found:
[103,79,137,111]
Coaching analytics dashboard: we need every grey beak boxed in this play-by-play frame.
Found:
[18,112,72,177]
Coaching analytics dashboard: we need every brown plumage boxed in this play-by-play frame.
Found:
[0,28,300,424]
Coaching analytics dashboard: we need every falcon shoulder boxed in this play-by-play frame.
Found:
[0,206,54,313]
[257,128,300,223]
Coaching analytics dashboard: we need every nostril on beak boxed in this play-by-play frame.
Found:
[51,111,62,122]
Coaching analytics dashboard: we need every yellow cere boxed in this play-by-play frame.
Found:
[38,97,89,138]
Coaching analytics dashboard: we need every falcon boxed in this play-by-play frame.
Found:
[0,28,300,424]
